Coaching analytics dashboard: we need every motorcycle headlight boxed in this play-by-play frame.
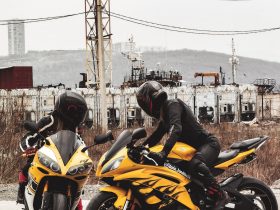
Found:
[37,151,61,173]
[66,163,93,176]
[101,156,124,174]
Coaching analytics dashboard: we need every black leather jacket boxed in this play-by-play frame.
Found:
[144,99,220,155]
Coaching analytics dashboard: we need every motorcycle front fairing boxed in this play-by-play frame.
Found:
[25,130,93,210]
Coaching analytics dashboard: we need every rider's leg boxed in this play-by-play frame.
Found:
[189,141,228,210]
[76,199,83,210]
[17,158,32,204]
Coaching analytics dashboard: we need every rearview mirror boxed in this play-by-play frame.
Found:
[94,130,114,145]
[132,128,147,140]
[23,121,38,133]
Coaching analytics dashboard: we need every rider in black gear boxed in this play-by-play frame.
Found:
[136,81,228,210]
[17,91,88,210]
[17,113,57,204]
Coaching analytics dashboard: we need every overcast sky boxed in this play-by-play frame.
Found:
[0,0,280,63]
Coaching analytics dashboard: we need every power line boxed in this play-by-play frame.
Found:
[109,12,280,35]
[0,12,84,26]
[1,10,280,35]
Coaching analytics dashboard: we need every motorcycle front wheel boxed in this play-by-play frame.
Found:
[237,177,278,210]
[40,192,69,210]
[86,192,117,210]
[86,191,142,210]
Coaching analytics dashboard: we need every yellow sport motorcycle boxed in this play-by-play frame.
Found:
[23,122,113,210]
[87,128,278,210]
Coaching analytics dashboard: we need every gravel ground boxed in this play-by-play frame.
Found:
[0,183,100,201]
[0,183,279,209]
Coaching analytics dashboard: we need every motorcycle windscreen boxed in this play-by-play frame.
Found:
[102,130,132,166]
[50,130,82,165]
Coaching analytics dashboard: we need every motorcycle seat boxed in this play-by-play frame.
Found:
[229,136,268,151]
[215,149,239,165]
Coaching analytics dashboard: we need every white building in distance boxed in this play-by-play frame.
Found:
[8,19,25,56]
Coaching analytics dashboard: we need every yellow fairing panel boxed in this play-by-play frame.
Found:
[151,142,196,161]
[215,149,255,170]
[113,169,198,209]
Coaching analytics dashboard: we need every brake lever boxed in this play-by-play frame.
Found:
[143,153,158,166]
[140,149,149,156]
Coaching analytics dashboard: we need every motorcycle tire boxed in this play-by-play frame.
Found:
[52,193,69,210]
[237,177,278,210]
[86,192,117,210]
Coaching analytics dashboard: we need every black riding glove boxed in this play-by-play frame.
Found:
[148,151,167,166]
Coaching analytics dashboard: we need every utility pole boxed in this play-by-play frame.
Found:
[96,0,107,132]
[85,0,112,132]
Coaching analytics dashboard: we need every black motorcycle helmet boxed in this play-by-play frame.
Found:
[136,81,167,119]
[54,91,88,127]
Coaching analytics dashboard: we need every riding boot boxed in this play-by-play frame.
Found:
[17,182,27,204]
[206,182,229,210]
[190,161,229,210]
[17,171,28,204]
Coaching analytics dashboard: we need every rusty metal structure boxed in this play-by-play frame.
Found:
[194,72,220,86]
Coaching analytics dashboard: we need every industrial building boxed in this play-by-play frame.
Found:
[0,66,33,89]
[8,19,25,56]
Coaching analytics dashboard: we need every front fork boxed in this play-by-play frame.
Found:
[101,186,140,210]
[41,181,51,210]
[123,189,132,210]
[41,181,72,210]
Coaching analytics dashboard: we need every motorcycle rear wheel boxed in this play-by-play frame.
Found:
[237,177,278,210]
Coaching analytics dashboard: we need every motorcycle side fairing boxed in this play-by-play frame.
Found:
[97,144,199,209]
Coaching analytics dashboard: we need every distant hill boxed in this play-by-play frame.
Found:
[0,49,279,88]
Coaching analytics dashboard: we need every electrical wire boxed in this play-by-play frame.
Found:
[1,10,280,35]
[109,11,280,35]
[0,12,84,26]
[110,11,279,33]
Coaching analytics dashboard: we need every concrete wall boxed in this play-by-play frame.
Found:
[0,84,277,128]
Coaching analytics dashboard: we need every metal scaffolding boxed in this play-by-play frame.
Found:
[85,0,112,131]
[85,0,112,86]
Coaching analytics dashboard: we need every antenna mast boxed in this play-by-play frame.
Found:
[229,38,239,84]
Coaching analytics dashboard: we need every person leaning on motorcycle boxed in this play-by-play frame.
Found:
[17,91,88,210]
[136,81,228,210]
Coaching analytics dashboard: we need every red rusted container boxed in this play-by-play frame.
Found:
[0,66,33,89]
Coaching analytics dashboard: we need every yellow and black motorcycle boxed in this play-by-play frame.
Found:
[87,128,278,210]
[23,122,113,210]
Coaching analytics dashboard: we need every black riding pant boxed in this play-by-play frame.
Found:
[189,140,220,187]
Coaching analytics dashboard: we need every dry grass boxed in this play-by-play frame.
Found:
[0,110,25,183]
[0,115,279,185]
[204,123,280,184]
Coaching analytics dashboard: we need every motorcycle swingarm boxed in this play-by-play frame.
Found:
[220,174,259,209]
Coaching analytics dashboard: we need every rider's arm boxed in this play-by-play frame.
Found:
[143,121,165,147]
[19,115,56,152]
[162,101,183,156]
